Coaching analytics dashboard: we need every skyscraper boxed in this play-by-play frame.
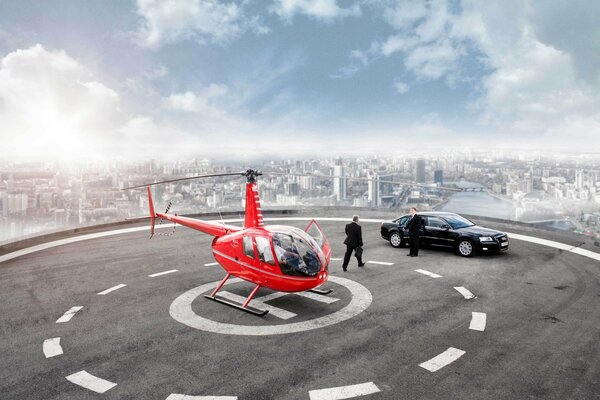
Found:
[415,159,426,183]
[333,159,346,201]
[368,173,380,207]
[434,169,444,185]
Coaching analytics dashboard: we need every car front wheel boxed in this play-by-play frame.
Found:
[389,231,403,248]
[457,239,474,257]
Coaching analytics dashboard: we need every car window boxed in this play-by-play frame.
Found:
[445,215,475,229]
[426,216,446,228]
[398,216,410,228]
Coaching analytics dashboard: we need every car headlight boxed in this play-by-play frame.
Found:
[479,236,494,242]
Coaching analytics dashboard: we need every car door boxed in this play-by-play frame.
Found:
[423,216,450,246]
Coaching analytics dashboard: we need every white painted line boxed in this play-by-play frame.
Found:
[415,269,442,278]
[330,257,342,261]
[255,291,288,303]
[569,247,600,262]
[469,312,487,332]
[296,291,340,304]
[204,262,219,266]
[505,232,572,251]
[419,347,466,372]
[454,286,476,299]
[166,395,237,400]
[43,337,63,358]
[65,370,117,393]
[56,306,83,323]
[149,269,178,277]
[97,283,127,295]
[217,291,297,320]
[366,260,394,266]
[309,382,381,400]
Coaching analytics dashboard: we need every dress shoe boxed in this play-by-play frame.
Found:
[358,263,365,267]
[406,253,411,256]
[342,269,348,272]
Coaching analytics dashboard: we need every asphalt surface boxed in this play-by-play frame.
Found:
[0,213,599,399]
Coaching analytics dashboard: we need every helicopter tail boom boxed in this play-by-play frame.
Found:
[147,186,156,237]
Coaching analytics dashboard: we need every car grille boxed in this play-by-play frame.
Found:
[496,234,508,243]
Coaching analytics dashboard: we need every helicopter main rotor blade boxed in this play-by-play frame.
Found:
[122,172,246,190]
[264,172,462,192]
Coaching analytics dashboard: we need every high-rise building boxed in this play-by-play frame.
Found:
[434,169,444,185]
[333,163,346,202]
[415,159,426,183]
[285,182,299,196]
[368,173,380,207]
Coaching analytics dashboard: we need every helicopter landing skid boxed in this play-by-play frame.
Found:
[204,294,269,316]
[204,274,268,316]
[309,288,333,295]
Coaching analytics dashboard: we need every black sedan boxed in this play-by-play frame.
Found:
[380,211,509,257]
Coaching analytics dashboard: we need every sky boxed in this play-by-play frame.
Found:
[0,0,599,162]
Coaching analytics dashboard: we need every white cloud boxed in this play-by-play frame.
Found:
[271,0,361,21]
[135,0,267,48]
[393,80,409,94]
[0,44,125,161]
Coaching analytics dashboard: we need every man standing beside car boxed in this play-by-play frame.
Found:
[407,207,422,257]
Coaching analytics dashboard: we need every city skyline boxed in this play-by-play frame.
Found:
[1,1,599,162]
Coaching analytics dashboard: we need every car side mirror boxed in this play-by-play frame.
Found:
[441,224,451,230]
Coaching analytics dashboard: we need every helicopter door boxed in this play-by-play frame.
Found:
[305,219,331,261]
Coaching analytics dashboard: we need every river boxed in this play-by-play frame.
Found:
[436,182,516,220]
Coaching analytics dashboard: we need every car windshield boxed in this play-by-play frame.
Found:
[444,215,475,229]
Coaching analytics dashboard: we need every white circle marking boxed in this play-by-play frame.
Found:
[169,276,372,336]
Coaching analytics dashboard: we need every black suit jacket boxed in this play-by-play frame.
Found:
[344,222,363,247]
[408,214,423,235]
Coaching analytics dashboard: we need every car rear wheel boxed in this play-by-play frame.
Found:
[457,239,474,257]
[389,232,403,248]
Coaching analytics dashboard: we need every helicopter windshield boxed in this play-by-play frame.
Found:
[273,232,321,277]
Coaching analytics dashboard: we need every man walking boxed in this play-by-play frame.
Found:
[342,215,364,271]
[407,207,422,257]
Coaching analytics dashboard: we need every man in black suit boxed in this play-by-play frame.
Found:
[342,215,364,271]
[407,207,423,257]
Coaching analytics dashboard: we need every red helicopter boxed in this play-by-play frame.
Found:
[125,169,332,316]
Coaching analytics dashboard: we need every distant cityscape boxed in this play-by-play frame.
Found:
[2,151,600,243]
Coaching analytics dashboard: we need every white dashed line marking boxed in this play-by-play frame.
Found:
[65,370,117,393]
[366,261,394,266]
[469,312,487,331]
[204,262,219,266]
[56,306,83,323]
[454,286,476,299]
[149,269,178,277]
[415,269,442,278]
[309,382,381,400]
[330,257,342,261]
[419,347,466,372]
[97,284,127,295]
[43,338,63,358]
[217,291,297,320]
[166,395,237,400]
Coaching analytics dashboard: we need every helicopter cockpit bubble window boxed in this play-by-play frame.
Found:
[255,236,275,265]
[242,236,255,259]
[273,233,321,277]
